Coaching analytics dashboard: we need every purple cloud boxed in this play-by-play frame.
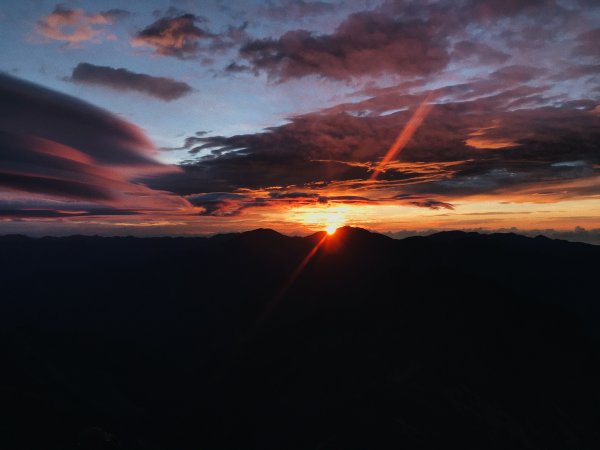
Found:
[239,11,450,81]
[69,63,193,101]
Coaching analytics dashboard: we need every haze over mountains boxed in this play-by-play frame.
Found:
[1,227,599,449]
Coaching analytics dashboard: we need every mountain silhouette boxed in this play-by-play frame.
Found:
[0,228,599,449]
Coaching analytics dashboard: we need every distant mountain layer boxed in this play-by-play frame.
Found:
[1,228,599,449]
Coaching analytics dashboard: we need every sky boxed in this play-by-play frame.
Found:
[0,0,599,239]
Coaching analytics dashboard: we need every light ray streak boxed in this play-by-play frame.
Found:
[275,232,328,303]
[251,232,329,331]
[370,92,435,180]
[237,232,330,346]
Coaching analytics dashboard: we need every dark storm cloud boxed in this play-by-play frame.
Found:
[239,10,450,81]
[69,63,193,101]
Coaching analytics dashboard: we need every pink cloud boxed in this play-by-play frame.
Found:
[0,74,192,217]
[239,11,449,81]
[35,5,128,45]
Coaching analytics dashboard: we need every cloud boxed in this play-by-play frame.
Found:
[0,129,186,212]
[224,62,256,75]
[551,64,600,81]
[68,63,193,101]
[490,65,545,84]
[451,41,510,65]
[0,74,162,168]
[466,0,561,21]
[24,0,600,228]
[259,0,336,21]
[152,78,600,208]
[1,133,116,201]
[132,8,247,59]
[410,200,454,210]
[186,190,332,217]
[392,195,455,210]
[184,188,452,217]
[132,11,210,58]
[575,28,600,59]
[101,9,132,21]
[0,74,188,214]
[239,10,450,81]
[36,4,129,45]
[0,208,137,219]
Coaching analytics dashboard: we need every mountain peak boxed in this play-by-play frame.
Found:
[240,228,284,238]
[326,226,393,246]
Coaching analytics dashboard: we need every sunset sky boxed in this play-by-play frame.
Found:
[1,0,599,238]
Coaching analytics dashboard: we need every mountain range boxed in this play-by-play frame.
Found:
[1,227,599,449]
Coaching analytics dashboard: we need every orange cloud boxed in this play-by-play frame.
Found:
[465,125,519,149]
[36,5,127,45]
[465,136,519,149]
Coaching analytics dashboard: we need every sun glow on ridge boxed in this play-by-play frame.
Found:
[286,204,357,233]
[324,213,346,234]
[326,223,339,235]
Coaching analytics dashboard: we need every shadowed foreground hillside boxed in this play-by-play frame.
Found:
[1,227,599,449]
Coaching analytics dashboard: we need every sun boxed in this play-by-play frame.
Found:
[324,214,346,235]
[326,223,339,235]
[287,204,351,234]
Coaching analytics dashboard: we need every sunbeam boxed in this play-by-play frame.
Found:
[370,92,436,180]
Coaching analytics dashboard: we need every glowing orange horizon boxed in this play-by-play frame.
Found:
[370,92,436,180]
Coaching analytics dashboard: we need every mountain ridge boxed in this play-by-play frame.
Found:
[1,226,599,449]
[1,226,598,248]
